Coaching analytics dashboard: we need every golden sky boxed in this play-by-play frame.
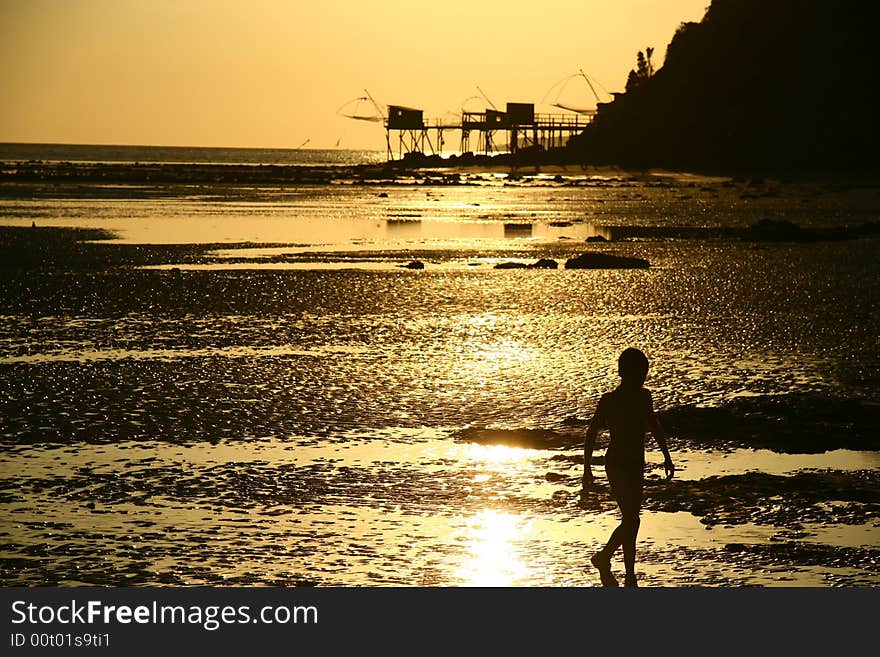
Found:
[0,0,708,150]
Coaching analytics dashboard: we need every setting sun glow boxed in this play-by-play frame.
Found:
[456,510,535,586]
[1,0,710,149]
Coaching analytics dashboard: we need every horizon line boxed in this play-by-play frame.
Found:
[0,141,385,152]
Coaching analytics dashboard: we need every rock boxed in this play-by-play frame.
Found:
[658,392,880,453]
[586,235,607,242]
[854,220,880,236]
[401,260,424,269]
[743,218,858,242]
[564,252,649,269]
[494,261,529,269]
[743,218,813,242]
[377,192,389,198]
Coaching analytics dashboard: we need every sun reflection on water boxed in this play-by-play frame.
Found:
[455,509,536,587]
[460,443,535,466]
[452,313,544,388]
[451,432,540,586]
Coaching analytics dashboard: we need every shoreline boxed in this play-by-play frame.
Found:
[3,158,880,190]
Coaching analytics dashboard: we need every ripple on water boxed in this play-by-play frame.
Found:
[1,203,878,586]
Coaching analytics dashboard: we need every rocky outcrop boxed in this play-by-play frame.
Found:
[564,252,649,269]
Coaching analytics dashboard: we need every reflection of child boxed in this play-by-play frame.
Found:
[582,348,674,587]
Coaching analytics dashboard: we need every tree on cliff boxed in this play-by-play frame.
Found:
[625,47,655,92]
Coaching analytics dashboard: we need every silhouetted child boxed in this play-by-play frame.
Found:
[583,348,673,587]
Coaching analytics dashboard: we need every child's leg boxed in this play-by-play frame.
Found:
[617,478,643,584]
[620,506,641,577]
[599,468,641,558]
[597,513,623,560]
[593,468,642,586]
[601,486,639,557]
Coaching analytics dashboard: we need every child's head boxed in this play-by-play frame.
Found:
[618,348,649,386]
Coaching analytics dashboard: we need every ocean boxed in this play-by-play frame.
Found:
[1,144,878,587]
[0,142,385,167]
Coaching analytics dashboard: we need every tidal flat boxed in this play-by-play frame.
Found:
[1,166,878,586]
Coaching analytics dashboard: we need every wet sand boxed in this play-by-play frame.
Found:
[1,169,879,587]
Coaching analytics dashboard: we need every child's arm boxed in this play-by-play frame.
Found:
[646,392,674,480]
[582,400,605,487]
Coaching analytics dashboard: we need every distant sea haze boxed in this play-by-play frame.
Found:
[0,143,386,167]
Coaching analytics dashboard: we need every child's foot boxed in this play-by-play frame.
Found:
[624,573,638,587]
[591,552,618,587]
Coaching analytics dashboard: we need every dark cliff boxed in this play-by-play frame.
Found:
[567,0,878,172]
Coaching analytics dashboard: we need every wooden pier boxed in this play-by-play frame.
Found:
[384,102,594,160]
